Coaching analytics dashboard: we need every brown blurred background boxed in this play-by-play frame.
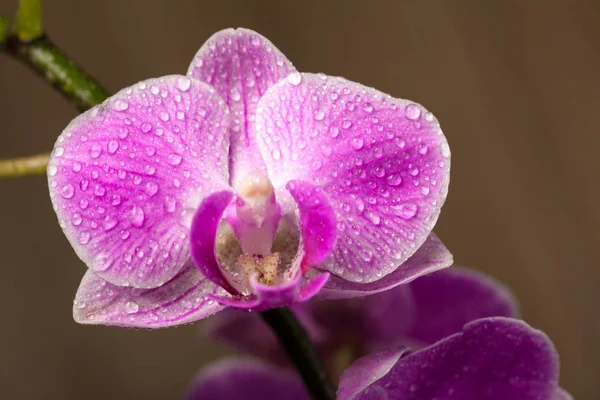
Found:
[0,0,598,398]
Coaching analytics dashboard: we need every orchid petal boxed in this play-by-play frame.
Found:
[72,262,226,328]
[256,73,450,283]
[188,28,296,187]
[287,180,337,272]
[407,267,519,344]
[190,190,238,293]
[338,318,562,400]
[185,358,309,400]
[318,232,452,299]
[48,75,230,289]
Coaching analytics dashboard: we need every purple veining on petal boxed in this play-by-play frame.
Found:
[255,73,451,284]
[72,262,226,328]
[187,28,296,187]
[190,190,238,294]
[184,358,310,400]
[48,75,230,289]
[287,180,337,273]
[407,266,519,344]
[338,318,562,400]
[318,232,453,299]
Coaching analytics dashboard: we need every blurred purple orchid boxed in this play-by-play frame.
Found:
[48,28,452,327]
[186,268,572,399]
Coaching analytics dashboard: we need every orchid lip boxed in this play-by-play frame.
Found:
[219,171,292,294]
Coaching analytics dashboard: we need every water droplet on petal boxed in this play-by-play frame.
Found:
[362,102,374,113]
[124,301,139,314]
[103,216,118,231]
[93,185,106,197]
[440,142,450,158]
[364,210,381,225]
[61,184,75,199]
[48,165,58,176]
[177,76,191,92]
[108,140,119,154]
[393,203,418,219]
[113,99,129,111]
[72,162,82,172]
[141,123,152,133]
[89,144,102,159]
[168,153,183,166]
[271,148,281,160]
[72,213,83,226]
[287,72,302,86]
[404,103,421,120]
[145,146,156,156]
[386,174,402,186]
[130,205,145,227]
[54,147,65,157]
[314,110,325,121]
[78,231,91,245]
[145,181,159,196]
[164,196,176,213]
[159,111,170,121]
[351,137,364,150]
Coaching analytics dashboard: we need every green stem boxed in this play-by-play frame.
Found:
[0,16,10,46]
[0,21,109,178]
[0,152,50,178]
[261,307,336,400]
[14,0,43,41]
[4,35,109,112]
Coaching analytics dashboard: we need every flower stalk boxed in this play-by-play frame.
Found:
[0,1,109,179]
[261,307,336,400]
[14,0,42,41]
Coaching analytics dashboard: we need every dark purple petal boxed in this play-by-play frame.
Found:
[407,266,519,344]
[190,190,238,293]
[185,358,309,400]
[318,232,452,299]
[337,347,408,400]
[255,73,450,284]
[338,318,562,400]
[48,75,230,289]
[188,28,296,187]
[287,180,337,272]
[73,262,226,328]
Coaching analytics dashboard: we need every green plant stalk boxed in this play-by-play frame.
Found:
[14,0,43,41]
[5,35,109,112]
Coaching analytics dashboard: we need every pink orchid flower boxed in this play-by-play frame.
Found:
[48,28,451,327]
